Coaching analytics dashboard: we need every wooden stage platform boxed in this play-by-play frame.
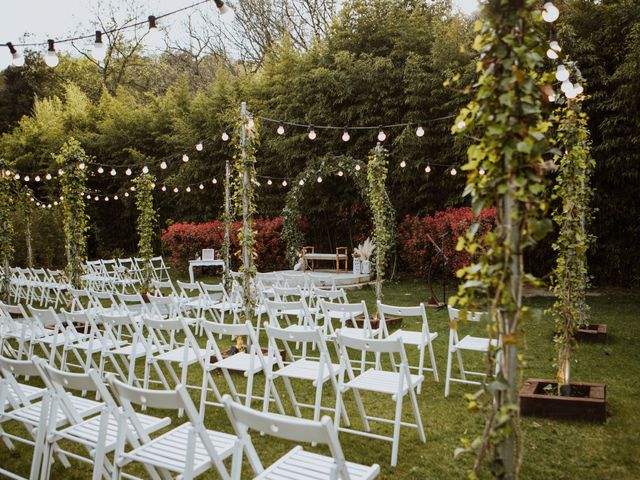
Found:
[264,270,372,289]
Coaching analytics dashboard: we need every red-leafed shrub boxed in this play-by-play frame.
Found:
[161,217,287,272]
[398,207,496,277]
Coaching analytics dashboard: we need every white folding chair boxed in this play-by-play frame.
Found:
[444,306,498,397]
[334,332,426,467]
[378,301,439,389]
[223,395,380,480]
[107,376,237,480]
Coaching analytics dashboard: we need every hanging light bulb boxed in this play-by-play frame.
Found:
[542,2,560,23]
[199,183,204,190]
[151,183,156,189]
[45,173,52,180]
[425,165,431,173]
[130,186,136,192]
[47,204,52,209]
[53,201,58,206]
[221,131,230,142]
[337,170,344,177]
[456,120,466,130]
[213,0,233,15]
[277,123,285,135]
[450,168,457,176]
[317,176,323,183]
[24,175,30,182]
[182,154,189,163]
[124,192,129,197]
[45,39,59,67]
[125,168,132,176]
[7,42,24,67]
[94,196,99,201]
[160,161,167,170]
[212,178,218,184]
[355,164,361,171]
[114,195,119,200]
[86,194,91,199]
[308,126,317,141]
[142,166,149,174]
[479,168,486,175]
[546,48,559,60]
[97,166,104,174]
[35,175,41,182]
[267,179,273,185]
[147,15,159,40]
[92,31,106,62]
[104,197,109,202]
[58,168,64,176]
[186,186,192,193]
[282,180,288,187]
[110,168,117,176]
[195,141,204,151]
[161,186,167,192]
[416,125,425,138]
[299,179,305,186]
[173,187,179,193]
[79,162,85,170]
[548,92,557,102]
[342,129,350,142]
[555,64,570,82]
[377,127,386,142]
[13,173,20,180]
[400,160,407,168]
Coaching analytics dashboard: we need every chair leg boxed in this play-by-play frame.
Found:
[390,393,403,467]
[427,341,439,383]
[445,347,453,397]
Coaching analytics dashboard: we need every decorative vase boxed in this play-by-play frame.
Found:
[361,260,371,275]
[353,258,361,274]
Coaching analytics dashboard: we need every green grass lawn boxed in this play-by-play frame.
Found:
[1,278,639,479]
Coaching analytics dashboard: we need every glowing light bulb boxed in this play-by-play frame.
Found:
[212,178,217,184]
[94,196,99,201]
[425,165,431,173]
[542,2,560,23]
[342,130,350,142]
[160,161,167,170]
[355,164,361,171]
[317,176,322,183]
[299,179,305,186]
[13,173,20,180]
[555,64,570,82]
[53,201,58,206]
[45,40,59,68]
[142,166,149,174]
[124,192,129,197]
[479,168,486,175]
[45,173,52,180]
[377,129,386,142]
[456,120,466,130]
[548,93,557,102]
[195,141,203,151]
[24,176,30,182]
[97,166,104,174]
[47,204,52,208]
[35,176,41,182]
[267,179,272,185]
[161,186,167,192]
[130,186,135,191]
[308,128,317,140]
[92,31,106,62]
[566,86,578,99]
[114,195,118,200]
[416,125,425,137]
[199,184,204,190]
[182,154,189,163]
[86,194,91,199]
[110,169,116,176]
[79,163,85,170]
[173,187,179,193]
[125,168,132,176]
[450,168,457,176]
[282,180,288,187]
[104,197,109,202]
[338,170,344,177]
[58,168,64,176]
[221,132,229,142]
[277,124,285,135]
[186,186,191,192]
[400,160,407,168]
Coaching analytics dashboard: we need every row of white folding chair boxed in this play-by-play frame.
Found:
[9,267,67,307]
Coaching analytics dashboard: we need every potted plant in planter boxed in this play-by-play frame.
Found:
[353,238,374,275]
[519,77,606,422]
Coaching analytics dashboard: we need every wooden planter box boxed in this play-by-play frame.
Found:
[575,323,608,343]
[352,315,402,330]
[519,378,607,422]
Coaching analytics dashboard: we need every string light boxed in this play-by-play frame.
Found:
[6,42,24,67]
[199,183,204,190]
[542,2,560,23]
[337,170,344,177]
[416,125,425,138]
[282,180,288,187]
[79,162,85,170]
[173,187,179,193]
[342,129,350,142]
[317,176,322,183]
[355,164,361,171]
[212,178,217,184]
[377,127,387,142]
[556,64,570,82]
[308,127,317,141]
[45,173,52,180]
[104,196,109,201]
[160,161,167,170]
[24,175,30,182]
[425,165,431,173]
[186,186,191,192]
[450,168,457,176]
[114,195,118,200]
[58,168,64,176]
[97,167,104,174]
[277,123,285,135]
[479,168,486,175]
[92,31,106,62]
[35,176,41,182]
[161,186,167,192]
[110,168,117,176]
[221,131,230,142]
[549,40,561,52]
[195,141,204,151]
[124,192,129,197]
[400,160,407,168]
[182,154,189,163]
[125,168,132,176]
[247,118,255,130]
[456,120,466,130]
[267,179,273,185]
[130,186,136,191]
[147,15,159,40]
[299,179,305,186]
[213,0,233,15]
[45,39,59,68]
[13,173,20,180]
[142,166,149,174]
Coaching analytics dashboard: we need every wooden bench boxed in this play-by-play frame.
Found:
[302,246,348,272]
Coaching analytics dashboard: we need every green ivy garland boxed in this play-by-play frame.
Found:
[222,158,233,294]
[54,138,90,289]
[367,145,393,303]
[0,169,15,302]
[133,173,158,293]
[549,93,595,392]
[282,154,395,268]
[450,1,555,477]
[20,186,34,269]
[232,108,259,327]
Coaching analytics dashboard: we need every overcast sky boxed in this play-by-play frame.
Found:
[0,0,479,70]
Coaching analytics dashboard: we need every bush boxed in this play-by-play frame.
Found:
[398,207,496,278]
[161,217,287,272]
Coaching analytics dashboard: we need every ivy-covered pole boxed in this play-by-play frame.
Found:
[233,102,258,349]
[367,144,390,303]
[222,155,232,293]
[0,168,15,302]
[23,191,34,269]
[550,90,594,395]
[55,138,89,289]
[451,1,554,477]
[133,173,158,294]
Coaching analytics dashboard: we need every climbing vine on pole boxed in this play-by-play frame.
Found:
[0,169,15,302]
[550,90,595,394]
[450,1,555,477]
[367,144,392,303]
[133,173,158,294]
[55,138,89,289]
